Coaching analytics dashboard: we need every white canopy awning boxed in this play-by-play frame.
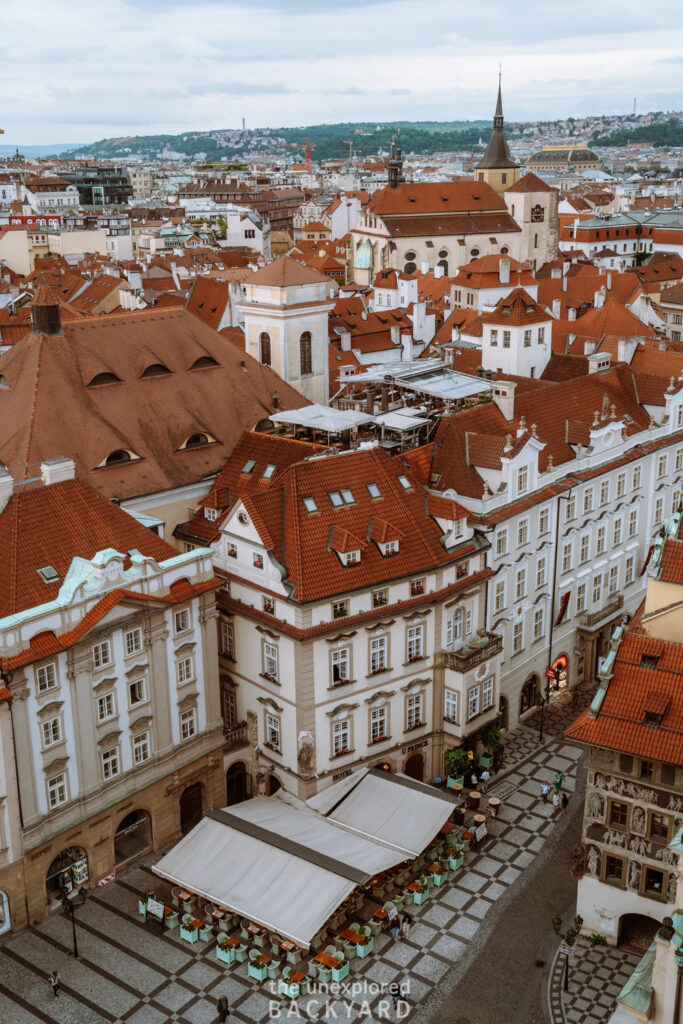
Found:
[152,770,455,948]
[270,404,375,432]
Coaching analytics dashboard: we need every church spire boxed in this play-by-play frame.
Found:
[476,71,518,172]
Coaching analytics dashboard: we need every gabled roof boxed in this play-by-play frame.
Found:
[367,181,508,217]
[246,255,329,287]
[505,172,555,194]
[481,287,552,328]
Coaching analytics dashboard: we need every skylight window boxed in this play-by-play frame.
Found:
[37,565,59,583]
[262,464,276,480]
[367,483,381,498]
[241,459,256,475]
[340,489,354,504]
[398,475,412,490]
[303,496,318,513]
[641,654,660,669]
[329,491,344,507]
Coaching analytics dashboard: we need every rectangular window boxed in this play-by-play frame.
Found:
[576,583,586,614]
[613,519,622,547]
[333,600,348,619]
[524,329,531,347]
[180,707,197,741]
[565,495,576,521]
[482,676,494,710]
[97,692,115,722]
[220,620,235,659]
[503,330,511,348]
[517,519,529,546]
[604,855,624,886]
[583,488,593,514]
[596,526,606,555]
[539,507,550,534]
[407,624,424,661]
[444,690,458,723]
[628,509,638,538]
[600,480,609,505]
[538,327,545,343]
[331,648,350,685]
[608,565,618,595]
[101,747,120,780]
[579,534,590,563]
[533,608,544,642]
[494,580,505,613]
[333,720,350,756]
[517,467,528,494]
[537,556,547,589]
[263,643,278,682]
[124,628,143,656]
[592,574,602,606]
[129,678,145,706]
[176,656,194,685]
[174,608,191,634]
[654,497,664,526]
[227,542,237,558]
[649,812,669,843]
[633,466,642,489]
[410,578,425,597]
[370,706,388,741]
[616,472,626,498]
[36,662,57,693]
[515,568,527,601]
[609,800,629,831]
[47,773,67,809]
[204,506,218,522]
[253,553,264,569]
[562,543,572,574]
[490,329,498,346]
[370,636,388,673]
[41,717,62,748]
[406,693,423,729]
[133,732,150,765]
[625,555,635,585]
[512,621,523,654]
[640,759,654,780]
[92,640,112,670]
[263,596,275,615]
[676,448,683,473]
[467,685,480,720]
[643,867,665,899]
[657,454,667,479]
[495,529,508,558]
[373,589,388,608]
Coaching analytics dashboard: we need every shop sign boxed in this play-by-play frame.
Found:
[402,740,428,754]
[474,822,488,843]
[147,898,165,921]
[332,768,352,781]
[545,669,556,680]
[559,942,576,958]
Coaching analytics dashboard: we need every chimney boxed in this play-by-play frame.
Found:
[340,329,352,352]
[390,325,400,346]
[401,333,412,361]
[499,257,510,285]
[552,298,561,318]
[41,458,76,486]
[421,261,429,275]
[434,265,444,279]
[451,326,461,342]
[492,381,517,422]
[0,470,13,513]
[32,282,62,336]
[607,272,612,290]
[562,274,567,293]
[568,307,577,321]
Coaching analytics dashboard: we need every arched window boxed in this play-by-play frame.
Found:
[88,372,121,386]
[189,356,218,370]
[404,262,416,274]
[104,449,133,466]
[140,363,171,377]
[259,332,271,367]
[520,676,538,716]
[437,259,449,275]
[299,331,312,376]
[182,432,212,449]
[0,890,10,935]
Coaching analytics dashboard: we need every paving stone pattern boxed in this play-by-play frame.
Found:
[548,938,640,1024]
[0,685,610,1023]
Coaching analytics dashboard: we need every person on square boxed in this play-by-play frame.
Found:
[480,768,491,794]
[216,993,230,1022]
[49,970,60,998]
[541,781,551,803]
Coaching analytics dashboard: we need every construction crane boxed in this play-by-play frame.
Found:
[282,137,316,171]
[343,139,353,159]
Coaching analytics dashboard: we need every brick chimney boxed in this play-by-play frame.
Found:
[492,381,517,422]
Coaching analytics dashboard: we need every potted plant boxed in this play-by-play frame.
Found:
[429,863,448,887]
[445,746,470,787]
[480,725,501,768]
[180,913,198,944]
[356,931,374,958]
[411,878,429,905]
[216,933,236,964]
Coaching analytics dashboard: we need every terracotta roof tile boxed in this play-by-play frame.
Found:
[246,255,329,287]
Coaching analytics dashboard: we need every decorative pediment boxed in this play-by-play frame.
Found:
[177,693,198,711]
[365,619,396,633]
[325,631,358,644]
[402,610,431,622]
[257,696,283,713]
[400,678,428,693]
[256,625,281,641]
[37,700,64,717]
[92,676,117,693]
[174,641,196,655]
[445,597,465,611]
[125,662,148,678]
[326,702,360,718]
[364,690,395,705]
[130,714,153,732]
[43,756,69,772]
[97,730,121,748]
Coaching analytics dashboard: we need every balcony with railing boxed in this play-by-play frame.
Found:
[223,722,249,751]
[443,631,503,674]
[579,593,624,630]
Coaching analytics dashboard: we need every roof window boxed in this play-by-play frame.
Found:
[0,375,10,389]
[303,496,318,513]
[341,488,355,504]
[88,372,121,386]
[141,363,171,377]
[37,565,59,583]
[398,474,412,490]
[182,432,213,449]
[262,464,276,480]
[640,654,660,669]
[103,449,135,466]
[329,491,344,507]
[241,459,256,475]
[367,482,381,498]
[190,355,218,370]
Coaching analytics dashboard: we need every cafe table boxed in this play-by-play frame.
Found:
[246,922,265,947]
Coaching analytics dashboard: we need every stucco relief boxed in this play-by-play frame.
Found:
[627,861,641,890]
[630,805,646,836]
[587,790,604,820]
[587,846,600,876]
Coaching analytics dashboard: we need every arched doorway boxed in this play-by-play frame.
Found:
[226,761,248,805]
[404,753,424,781]
[0,891,10,935]
[114,809,153,867]
[619,914,659,954]
[520,676,538,716]
[552,655,569,691]
[375,761,392,773]
[45,846,89,903]
[259,332,272,367]
[498,695,509,731]
[266,773,281,796]
[180,781,205,835]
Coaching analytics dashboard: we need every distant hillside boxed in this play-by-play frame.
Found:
[592,118,683,148]
[63,120,493,162]
[0,143,84,157]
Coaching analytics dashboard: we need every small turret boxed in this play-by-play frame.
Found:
[32,280,62,336]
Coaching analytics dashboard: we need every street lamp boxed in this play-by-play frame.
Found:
[60,886,88,958]
[553,913,583,992]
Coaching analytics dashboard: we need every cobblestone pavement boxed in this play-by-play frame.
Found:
[0,688,595,1024]
[547,938,640,1024]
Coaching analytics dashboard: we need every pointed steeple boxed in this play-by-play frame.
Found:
[477,72,518,171]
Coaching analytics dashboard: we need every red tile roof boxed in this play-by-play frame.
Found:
[368,181,508,217]
[246,255,329,287]
[481,287,552,328]
[504,172,556,194]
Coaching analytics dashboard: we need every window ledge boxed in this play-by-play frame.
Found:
[404,722,426,733]
[367,668,391,678]
[331,748,355,760]
[328,679,356,690]
[263,743,282,755]
[370,735,391,745]
[403,656,427,666]
[260,674,281,686]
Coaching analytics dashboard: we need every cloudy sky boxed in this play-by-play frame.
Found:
[2,0,683,144]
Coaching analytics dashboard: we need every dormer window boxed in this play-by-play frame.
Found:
[343,550,360,565]
[641,654,659,669]
[102,449,137,467]
[140,363,171,377]
[398,475,412,490]
[303,496,318,513]
[262,464,276,480]
[367,482,381,498]
[643,711,663,729]
[190,356,218,370]
[37,565,59,584]
[382,540,399,556]
[329,491,344,507]
[341,488,354,504]
[88,372,121,386]
[182,432,214,449]
[241,459,256,475]
[204,507,218,522]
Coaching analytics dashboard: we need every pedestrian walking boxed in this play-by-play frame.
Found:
[554,772,564,793]
[561,792,569,816]
[541,782,551,803]
[216,994,229,1022]
[552,791,560,814]
[49,970,60,998]
[400,912,411,939]
[480,768,491,794]
[390,918,400,941]
[469,770,478,789]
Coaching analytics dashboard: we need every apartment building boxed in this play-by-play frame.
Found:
[0,462,224,931]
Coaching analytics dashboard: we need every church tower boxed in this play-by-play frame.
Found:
[387,134,405,190]
[476,74,520,194]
